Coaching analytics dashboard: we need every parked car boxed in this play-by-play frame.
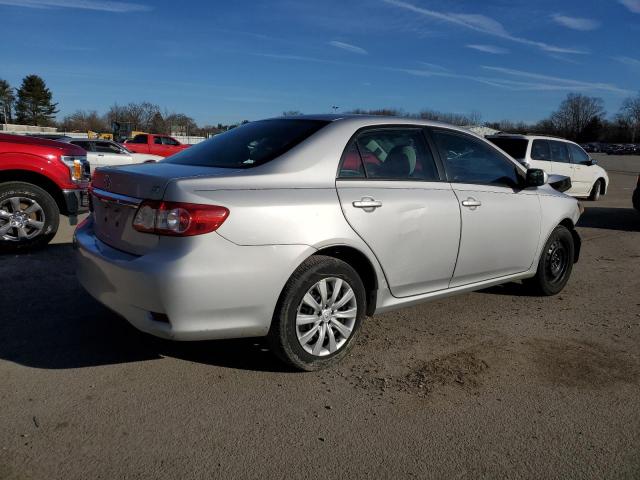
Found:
[58,138,162,173]
[76,116,582,370]
[633,175,640,212]
[487,134,608,200]
[0,133,90,251]
[124,133,190,157]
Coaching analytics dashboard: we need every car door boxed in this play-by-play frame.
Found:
[528,139,554,173]
[567,143,595,196]
[548,140,574,182]
[336,127,461,297]
[430,128,541,287]
[94,141,133,168]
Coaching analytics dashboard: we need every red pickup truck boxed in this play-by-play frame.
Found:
[124,133,190,157]
[0,133,90,251]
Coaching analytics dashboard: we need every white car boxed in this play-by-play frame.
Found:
[487,134,609,200]
[75,115,583,370]
[60,138,162,173]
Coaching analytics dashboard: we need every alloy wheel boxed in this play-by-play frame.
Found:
[0,197,46,242]
[295,277,358,357]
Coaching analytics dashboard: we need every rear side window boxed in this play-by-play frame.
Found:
[531,140,551,161]
[165,119,329,168]
[71,140,93,151]
[486,137,528,161]
[340,129,438,181]
[549,141,570,163]
[130,134,148,144]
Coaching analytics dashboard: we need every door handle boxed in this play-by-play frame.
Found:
[353,198,382,210]
[461,198,482,209]
[97,154,104,157]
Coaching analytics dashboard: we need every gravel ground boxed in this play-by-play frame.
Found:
[1,158,639,479]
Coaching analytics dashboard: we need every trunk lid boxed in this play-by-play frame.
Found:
[90,163,240,255]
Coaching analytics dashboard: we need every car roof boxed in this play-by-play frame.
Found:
[486,133,576,144]
[275,114,485,138]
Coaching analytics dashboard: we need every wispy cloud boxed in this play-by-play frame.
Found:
[328,41,368,55]
[551,14,600,31]
[614,56,640,69]
[0,0,151,12]
[481,66,632,94]
[466,44,509,54]
[382,0,588,54]
[619,0,640,13]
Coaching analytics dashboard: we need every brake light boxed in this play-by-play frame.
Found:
[132,201,229,236]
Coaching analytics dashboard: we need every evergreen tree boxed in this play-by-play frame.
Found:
[15,75,58,126]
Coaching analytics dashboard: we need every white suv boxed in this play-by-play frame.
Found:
[487,134,608,200]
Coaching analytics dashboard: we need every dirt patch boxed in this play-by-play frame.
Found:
[527,338,639,388]
[399,351,489,395]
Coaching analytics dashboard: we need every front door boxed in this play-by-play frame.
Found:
[430,128,541,287]
[336,128,460,297]
[567,143,596,196]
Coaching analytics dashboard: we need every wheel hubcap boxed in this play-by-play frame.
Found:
[0,197,45,242]
[546,240,568,282]
[295,277,357,357]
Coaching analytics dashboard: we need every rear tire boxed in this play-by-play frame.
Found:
[0,182,59,253]
[268,255,366,371]
[589,179,603,201]
[524,225,574,296]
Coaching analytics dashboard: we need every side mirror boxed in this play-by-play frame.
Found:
[526,168,547,188]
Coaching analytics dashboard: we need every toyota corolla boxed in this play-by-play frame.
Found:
[75,115,582,370]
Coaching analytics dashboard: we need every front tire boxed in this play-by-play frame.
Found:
[524,225,575,296]
[0,182,59,253]
[268,255,366,371]
[589,179,603,201]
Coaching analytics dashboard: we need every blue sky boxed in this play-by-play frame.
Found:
[0,0,639,125]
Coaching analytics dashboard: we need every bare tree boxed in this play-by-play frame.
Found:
[0,79,15,124]
[550,93,605,141]
[60,110,108,132]
[617,93,640,143]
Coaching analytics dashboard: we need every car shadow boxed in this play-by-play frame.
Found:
[577,206,640,232]
[0,244,293,372]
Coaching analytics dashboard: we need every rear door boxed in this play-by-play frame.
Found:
[528,139,554,173]
[336,127,461,297]
[548,140,574,181]
[430,128,541,287]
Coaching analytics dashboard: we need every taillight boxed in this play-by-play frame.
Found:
[132,201,229,236]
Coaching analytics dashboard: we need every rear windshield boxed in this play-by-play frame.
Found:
[486,137,528,161]
[164,119,330,168]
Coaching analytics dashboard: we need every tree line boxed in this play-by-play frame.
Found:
[1,74,639,142]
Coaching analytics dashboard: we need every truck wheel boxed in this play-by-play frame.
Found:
[0,182,59,252]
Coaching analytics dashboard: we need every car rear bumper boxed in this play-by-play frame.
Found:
[74,217,313,341]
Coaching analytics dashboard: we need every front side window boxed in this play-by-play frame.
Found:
[352,129,438,180]
[531,140,551,161]
[164,119,329,168]
[154,136,163,145]
[549,141,570,163]
[568,143,590,164]
[432,129,520,188]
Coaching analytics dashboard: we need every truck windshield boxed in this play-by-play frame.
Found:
[486,137,528,161]
[164,119,330,168]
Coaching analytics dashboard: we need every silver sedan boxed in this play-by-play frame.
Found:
[75,115,582,370]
